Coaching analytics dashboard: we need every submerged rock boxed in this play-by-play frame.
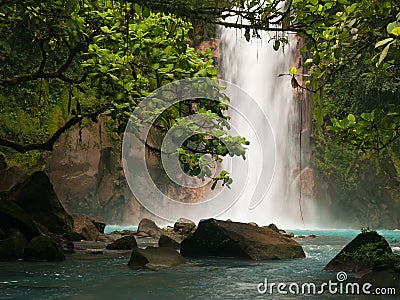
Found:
[106,236,137,250]
[324,231,392,273]
[180,219,305,260]
[23,236,65,262]
[158,234,180,250]
[128,247,186,269]
[9,171,73,236]
[174,218,196,235]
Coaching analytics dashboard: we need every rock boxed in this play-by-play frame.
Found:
[128,247,186,269]
[33,221,74,253]
[119,230,136,236]
[248,222,258,227]
[282,232,294,238]
[164,226,174,233]
[136,231,151,238]
[51,234,74,254]
[0,154,7,171]
[66,231,85,241]
[308,234,317,238]
[180,219,305,260]
[138,218,163,238]
[71,213,103,241]
[9,171,73,236]
[0,229,28,260]
[158,234,180,250]
[0,227,5,239]
[0,167,28,198]
[324,231,392,273]
[92,219,106,234]
[106,236,137,250]
[360,270,400,290]
[267,223,280,233]
[23,235,65,261]
[97,233,120,243]
[0,199,41,240]
[174,218,196,235]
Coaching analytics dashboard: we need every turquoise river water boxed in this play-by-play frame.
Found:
[0,229,399,299]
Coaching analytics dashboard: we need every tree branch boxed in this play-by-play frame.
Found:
[0,107,106,153]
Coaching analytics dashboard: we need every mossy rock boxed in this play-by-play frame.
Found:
[23,236,65,262]
[324,231,393,273]
[0,229,28,261]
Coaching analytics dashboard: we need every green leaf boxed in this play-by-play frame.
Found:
[375,38,393,48]
[289,67,297,75]
[347,114,355,122]
[273,40,280,51]
[63,0,78,15]
[387,21,400,35]
[143,7,150,18]
[244,29,250,42]
[211,180,217,190]
[377,43,392,66]
[391,27,400,37]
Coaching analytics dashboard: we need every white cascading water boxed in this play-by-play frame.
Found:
[217,27,315,228]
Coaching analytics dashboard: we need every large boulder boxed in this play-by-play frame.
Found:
[0,229,28,260]
[23,235,65,262]
[324,231,392,273]
[174,218,196,235]
[9,171,73,236]
[138,218,163,238]
[106,236,137,250]
[0,166,28,199]
[180,219,305,260]
[158,234,180,250]
[71,213,105,241]
[0,199,41,240]
[128,247,186,270]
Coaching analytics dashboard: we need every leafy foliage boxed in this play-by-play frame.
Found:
[0,1,248,187]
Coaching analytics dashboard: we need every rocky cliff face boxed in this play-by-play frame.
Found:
[46,117,213,225]
[46,119,145,225]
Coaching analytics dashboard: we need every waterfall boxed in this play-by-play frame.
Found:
[122,22,319,228]
[217,27,315,228]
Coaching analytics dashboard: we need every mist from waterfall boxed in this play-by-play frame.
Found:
[217,27,316,228]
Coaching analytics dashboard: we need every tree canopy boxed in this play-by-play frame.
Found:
[1,0,399,180]
[136,0,400,153]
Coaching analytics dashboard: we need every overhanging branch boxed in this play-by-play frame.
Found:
[0,107,106,153]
